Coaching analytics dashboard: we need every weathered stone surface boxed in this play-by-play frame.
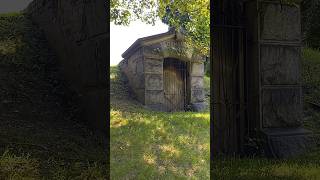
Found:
[191,76,204,89]
[261,45,300,85]
[144,58,162,74]
[260,2,300,41]
[134,88,145,103]
[191,89,205,103]
[191,102,207,112]
[262,128,315,158]
[136,58,144,74]
[262,87,302,128]
[145,90,164,105]
[190,63,204,76]
[145,74,163,90]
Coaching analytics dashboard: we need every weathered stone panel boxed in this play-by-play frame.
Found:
[260,2,301,41]
[145,90,164,105]
[262,128,315,158]
[262,87,302,128]
[144,58,162,74]
[145,74,163,91]
[191,89,205,103]
[191,76,204,90]
[190,63,204,76]
[260,45,300,85]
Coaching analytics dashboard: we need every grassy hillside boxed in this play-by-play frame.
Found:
[0,13,107,179]
[110,66,210,179]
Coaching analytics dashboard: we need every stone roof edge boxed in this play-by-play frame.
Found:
[121,31,177,59]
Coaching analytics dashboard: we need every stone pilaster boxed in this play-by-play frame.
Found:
[190,62,206,111]
[245,0,314,158]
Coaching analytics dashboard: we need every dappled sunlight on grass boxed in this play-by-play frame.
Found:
[110,106,210,179]
[143,153,157,165]
[159,144,181,157]
[110,66,210,179]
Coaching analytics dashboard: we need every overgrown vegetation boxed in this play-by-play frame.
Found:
[110,0,210,55]
[0,13,107,179]
[301,0,320,49]
[110,66,210,179]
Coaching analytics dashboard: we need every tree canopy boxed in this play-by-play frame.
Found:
[110,0,210,55]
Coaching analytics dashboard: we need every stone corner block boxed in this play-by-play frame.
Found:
[261,128,316,158]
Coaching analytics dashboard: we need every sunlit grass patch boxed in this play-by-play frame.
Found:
[110,65,210,179]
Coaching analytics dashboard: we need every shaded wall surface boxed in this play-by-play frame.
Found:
[26,0,107,131]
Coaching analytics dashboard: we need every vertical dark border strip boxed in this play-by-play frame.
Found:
[210,0,214,178]
[105,0,110,179]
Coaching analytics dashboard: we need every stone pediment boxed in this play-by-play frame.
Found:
[122,30,205,62]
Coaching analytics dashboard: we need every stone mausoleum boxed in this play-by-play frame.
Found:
[120,29,206,112]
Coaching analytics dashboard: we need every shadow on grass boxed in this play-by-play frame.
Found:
[212,153,320,180]
[110,110,210,179]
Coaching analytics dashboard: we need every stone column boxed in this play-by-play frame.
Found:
[190,62,206,111]
[143,55,165,111]
[244,0,314,158]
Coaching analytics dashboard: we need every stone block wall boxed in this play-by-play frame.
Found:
[144,56,164,110]
[121,31,206,112]
[120,48,145,102]
[26,0,107,131]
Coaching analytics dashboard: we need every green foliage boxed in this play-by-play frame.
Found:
[110,0,158,25]
[110,66,210,179]
[110,0,210,55]
[301,0,320,49]
[158,0,210,55]
[301,48,320,104]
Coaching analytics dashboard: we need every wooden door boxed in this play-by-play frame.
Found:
[163,59,186,112]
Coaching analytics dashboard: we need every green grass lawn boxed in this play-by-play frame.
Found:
[110,66,210,179]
